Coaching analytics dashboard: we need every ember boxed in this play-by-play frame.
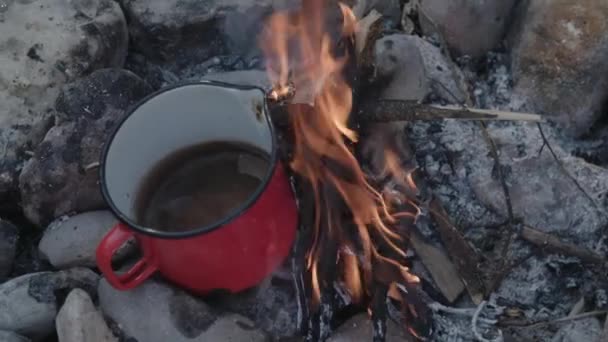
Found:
[260,1,429,339]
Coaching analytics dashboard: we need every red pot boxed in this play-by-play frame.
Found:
[96,81,298,294]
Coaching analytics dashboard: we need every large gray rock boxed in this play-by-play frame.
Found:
[0,268,99,340]
[56,289,118,342]
[19,69,152,226]
[0,220,18,278]
[0,0,128,203]
[120,0,286,62]
[328,313,412,341]
[39,211,129,269]
[419,0,517,58]
[373,34,467,103]
[510,0,608,136]
[409,119,608,311]
[0,331,30,342]
[98,278,218,342]
[412,120,608,240]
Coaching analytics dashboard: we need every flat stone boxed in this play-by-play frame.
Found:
[0,268,99,340]
[328,313,412,341]
[0,220,19,278]
[419,0,517,58]
[19,69,152,226]
[98,278,219,342]
[509,0,608,136]
[0,330,30,342]
[38,211,130,269]
[0,0,128,204]
[56,288,118,342]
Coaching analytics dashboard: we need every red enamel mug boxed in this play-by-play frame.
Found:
[96,81,298,294]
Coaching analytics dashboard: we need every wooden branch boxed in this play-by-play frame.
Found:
[357,100,543,123]
[429,197,486,304]
[409,232,465,303]
[521,225,606,266]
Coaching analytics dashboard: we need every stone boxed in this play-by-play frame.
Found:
[409,119,608,312]
[39,211,133,269]
[0,268,99,340]
[0,0,128,204]
[98,278,219,342]
[19,69,152,226]
[550,317,602,342]
[0,220,18,279]
[509,0,608,136]
[412,120,608,241]
[373,34,467,103]
[0,330,30,342]
[120,0,283,63]
[328,313,412,341]
[419,0,517,58]
[56,289,118,342]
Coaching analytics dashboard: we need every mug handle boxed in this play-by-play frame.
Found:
[96,223,158,290]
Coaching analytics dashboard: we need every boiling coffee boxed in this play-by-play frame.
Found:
[134,141,270,232]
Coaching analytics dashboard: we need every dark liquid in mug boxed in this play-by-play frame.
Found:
[134,141,271,232]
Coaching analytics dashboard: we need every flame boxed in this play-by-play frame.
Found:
[261,0,421,322]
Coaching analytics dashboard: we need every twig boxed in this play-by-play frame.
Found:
[536,123,608,220]
[428,302,496,325]
[524,310,608,329]
[472,301,503,342]
[479,123,514,221]
[356,100,543,123]
[520,225,606,266]
[479,122,518,294]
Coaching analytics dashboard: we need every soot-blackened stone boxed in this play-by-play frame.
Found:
[56,68,153,122]
[19,69,153,226]
[0,0,128,206]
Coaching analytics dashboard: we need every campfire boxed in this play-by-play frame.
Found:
[260,1,430,339]
[3,0,608,341]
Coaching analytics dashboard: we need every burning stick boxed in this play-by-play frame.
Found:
[266,82,296,104]
[270,89,543,123]
[357,100,543,123]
